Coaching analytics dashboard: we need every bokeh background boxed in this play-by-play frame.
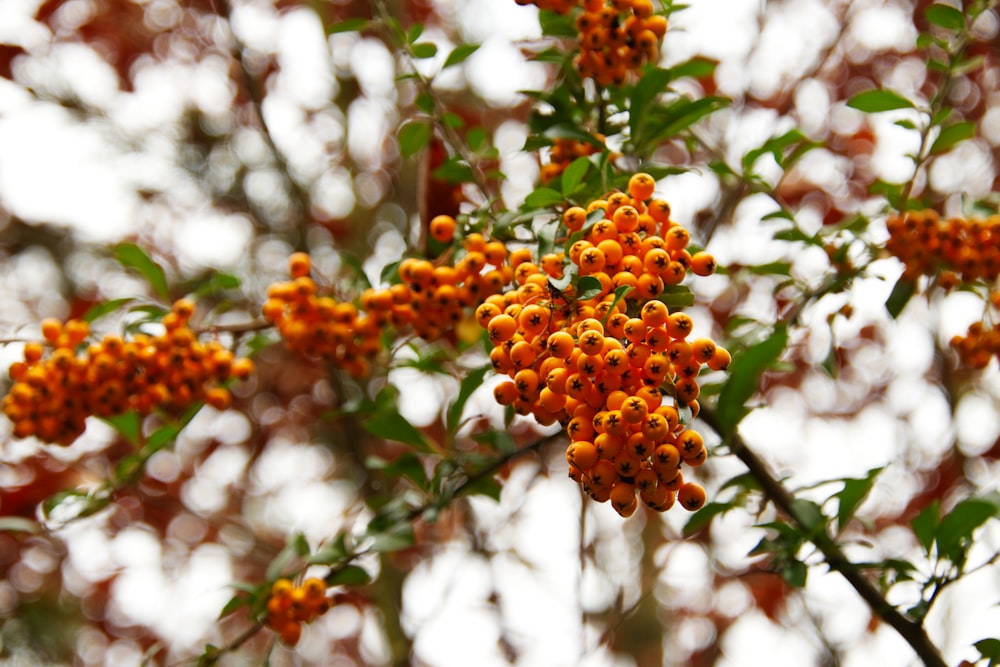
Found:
[0,0,999,665]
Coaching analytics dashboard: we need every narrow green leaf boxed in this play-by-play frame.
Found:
[83,298,134,323]
[448,365,492,435]
[217,593,249,619]
[443,43,479,69]
[326,565,371,586]
[537,219,560,259]
[925,4,965,31]
[328,18,370,34]
[885,277,916,318]
[363,413,430,451]
[665,56,717,81]
[407,23,424,44]
[742,129,808,171]
[929,121,975,155]
[836,467,883,533]
[0,517,40,534]
[265,533,307,581]
[911,500,940,555]
[524,187,564,209]
[115,243,169,301]
[847,89,915,113]
[411,42,438,59]
[398,121,432,158]
[716,324,788,435]
[561,156,591,195]
[145,423,181,453]
[629,68,674,140]
[369,523,415,552]
[683,501,734,536]
[102,411,141,446]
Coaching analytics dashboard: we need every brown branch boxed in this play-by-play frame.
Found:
[699,408,948,667]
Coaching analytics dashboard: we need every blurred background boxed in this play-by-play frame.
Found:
[0,0,999,665]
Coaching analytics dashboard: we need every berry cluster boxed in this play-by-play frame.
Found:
[265,577,330,646]
[264,230,513,373]
[2,301,253,445]
[539,137,605,185]
[886,211,1000,284]
[481,173,727,517]
[514,0,666,85]
[949,291,1000,369]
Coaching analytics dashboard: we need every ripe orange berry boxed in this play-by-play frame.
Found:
[677,482,707,511]
[288,252,311,278]
[429,215,457,243]
[690,251,717,276]
[487,314,517,343]
[627,173,656,201]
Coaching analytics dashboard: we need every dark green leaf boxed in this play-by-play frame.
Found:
[975,638,1000,667]
[432,156,475,183]
[102,411,141,446]
[369,523,415,552]
[524,187,564,209]
[448,364,492,435]
[929,121,975,155]
[473,429,517,455]
[716,324,788,436]
[363,412,430,451]
[925,4,965,31]
[115,243,169,301]
[629,68,674,140]
[782,559,808,587]
[217,593,250,619]
[836,467,883,533]
[790,498,826,535]
[443,43,479,69]
[575,276,603,301]
[327,565,371,586]
[398,121,432,158]
[537,9,577,37]
[411,42,438,59]
[145,423,181,453]
[748,262,792,276]
[885,277,916,318]
[366,452,428,488]
[561,156,591,195]
[720,472,763,493]
[83,298,134,323]
[742,129,809,171]
[683,501,734,536]
[936,495,999,562]
[540,124,606,150]
[847,89,915,113]
[328,18,370,34]
[911,500,939,555]
[460,475,502,501]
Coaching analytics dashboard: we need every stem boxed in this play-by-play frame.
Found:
[700,408,949,667]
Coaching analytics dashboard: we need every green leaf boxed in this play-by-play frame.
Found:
[432,156,475,183]
[782,559,808,587]
[102,411,141,446]
[847,89,915,113]
[537,9,577,37]
[790,498,826,535]
[473,429,517,455]
[460,475,502,501]
[683,501,734,536]
[629,68,674,140]
[443,43,479,69]
[911,500,939,555]
[448,364,492,435]
[411,42,438,59]
[716,324,788,436]
[524,187,564,209]
[561,156,591,196]
[362,412,431,451]
[0,517,40,534]
[665,57,717,81]
[326,565,371,586]
[369,523,415,552]
[83,298,134,323]
[658,284,694,309]
[265,532,309,582]
[217,593,250,619]
[601,285,635,324]
[925,4,965,31]
[575,276,603,301]
[406,23,424,44]
[975,638,1000,667]
[885,277,916,319]
[145,423,181,453]
[328,18,370,34]
[366,452,428,488]
[115,243,169,301]
[398,121,432,158]
[836,467,883,533]
[929,121,975,155]
[935,495,1000,562]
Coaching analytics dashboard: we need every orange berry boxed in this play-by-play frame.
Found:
[487,314,518,343]
[429,215,457,243]
[288,252,311,278]
[690,251,717,276]
[677,482,707,511]
[627,173,656,201]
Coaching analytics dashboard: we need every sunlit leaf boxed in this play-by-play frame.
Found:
[683,501,734,536]
[398,121,432,157]
[561,156,591,195]
[836,467,883,533]
[102,411,141,446]
[925,4,965,31]
[83,298,134,323]
[443,43,479,69]
[328,18,370,34]
[575,275,603,300]
[929,121,975,155]
[115,243,169,301]
[935,495,1000,562]
[847,89,915,113]
[363,412,431,451]
[524,187,564,209]
[411,42,438,59]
